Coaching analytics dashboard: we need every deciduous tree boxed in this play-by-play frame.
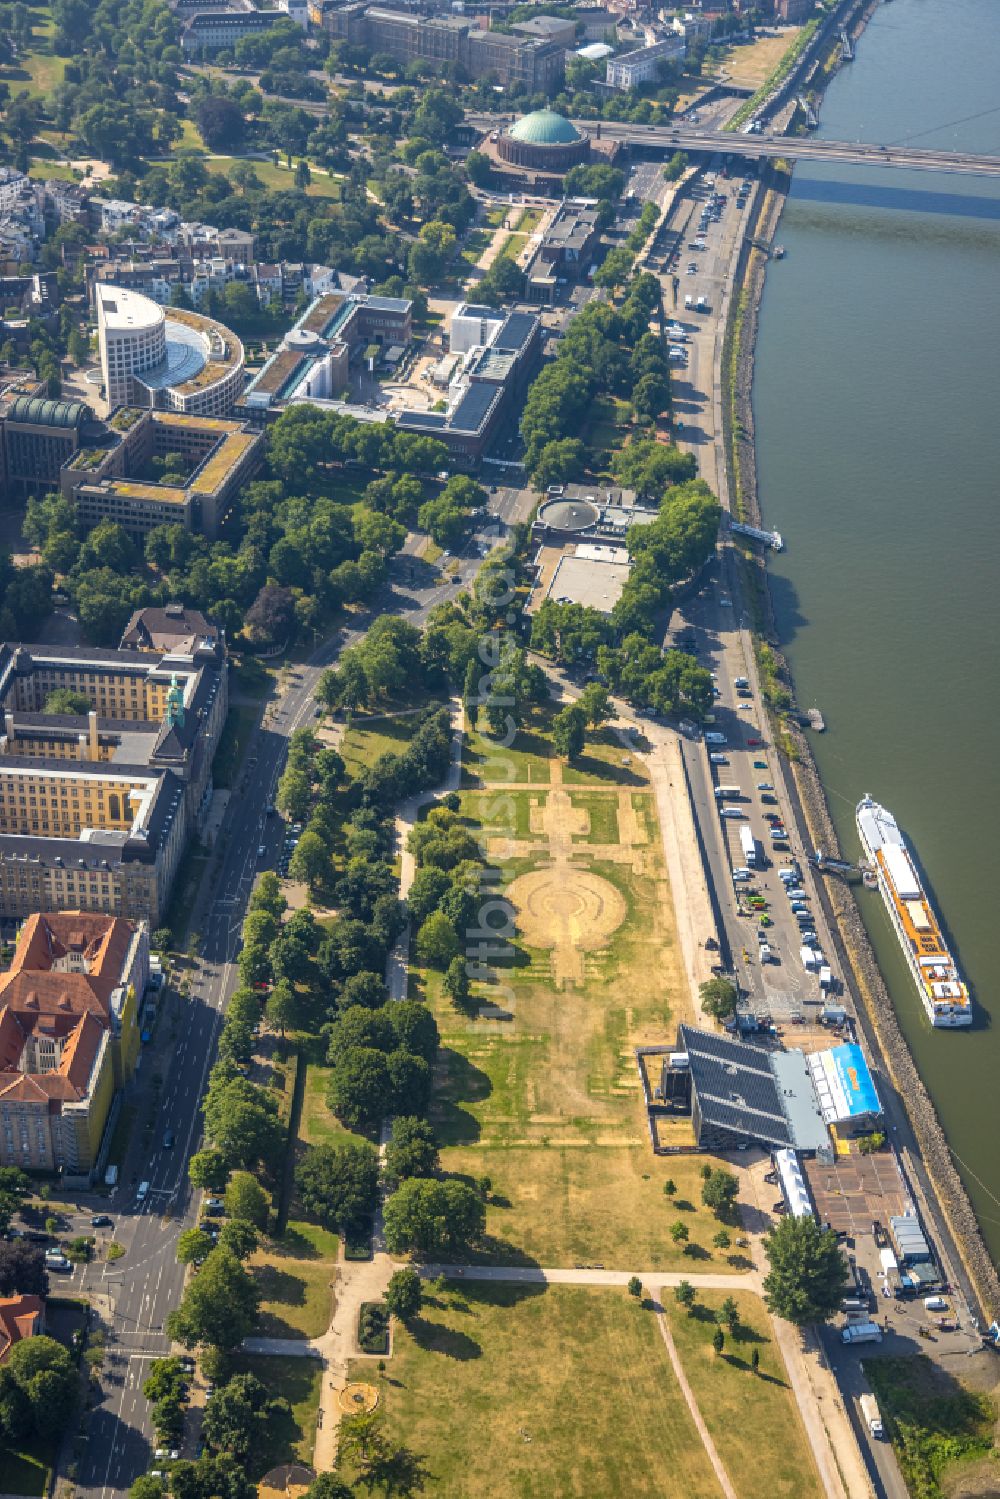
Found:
[762,1216,849,1326]
[166,1249,260,1350]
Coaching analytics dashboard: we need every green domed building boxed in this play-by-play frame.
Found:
[498,109,590,172]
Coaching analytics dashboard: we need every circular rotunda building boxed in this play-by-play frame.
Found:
[497,109,589,173]
[95,284,245,418]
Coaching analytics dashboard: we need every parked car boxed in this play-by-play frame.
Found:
[91,1215,113,1229]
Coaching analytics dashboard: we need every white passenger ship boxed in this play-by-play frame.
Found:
[856,795,971,1028]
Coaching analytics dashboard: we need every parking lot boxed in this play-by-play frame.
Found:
[804,1151,909,1239]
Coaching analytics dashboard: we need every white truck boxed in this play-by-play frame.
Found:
[841,1322,882,1345]
[860,1393,884,1438]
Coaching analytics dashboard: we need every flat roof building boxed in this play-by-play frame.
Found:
[524,198,603,304]
[61,407,263,540]
[606,35,686,90]
[395,308,541,467]
[0,393,104,502]
[544,550,631,614]
[242,290,412,414]
[666,1025,831,1154]
[806,1043,882,1133]
[0,638,227,928]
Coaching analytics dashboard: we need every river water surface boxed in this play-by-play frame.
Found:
[752,0,1000,1258]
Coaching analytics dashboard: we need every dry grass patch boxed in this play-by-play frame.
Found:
[345,1282,722,1499]
[712,27,803,89]
[664,1289,823,1499]
[417,721,722,1268]
[562,729,649,787]
[439,1144,732,1268]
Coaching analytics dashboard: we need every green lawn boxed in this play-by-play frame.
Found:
[28,159,77,181]
[299,1061,369,1152]
[0,1446,50,1497]
[565,788,620,844]
[461,719,553,787]
[175,117,205,152]
[583,393,632,455]
[229,1354,323,1473]
[345,1283,721,1499]
[203,157,343,198]
[1,7,68,100]
[339,700,439,781]
[495,231,528,263]
[665,1290,823,1499]
[251,1219,339,1340]
[515,205,544,234]
[459,788,546,841]
[461,228,491,266]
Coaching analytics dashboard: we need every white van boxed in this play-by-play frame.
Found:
[136,1180,150,1203]
[733,868,752,882]
[923,1295,947,1312]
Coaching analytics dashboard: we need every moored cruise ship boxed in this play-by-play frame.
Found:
[856,796,971,1028]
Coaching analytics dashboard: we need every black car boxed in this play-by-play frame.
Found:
[162,1130,175,1149]
[91,1215,113,1229]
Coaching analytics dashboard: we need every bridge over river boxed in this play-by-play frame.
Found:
[468,114,1000,178]
[582,123,1000,177]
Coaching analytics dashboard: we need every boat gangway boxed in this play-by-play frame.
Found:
[729,520,784,552]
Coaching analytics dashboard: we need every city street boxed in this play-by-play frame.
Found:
[69,516,517,1499]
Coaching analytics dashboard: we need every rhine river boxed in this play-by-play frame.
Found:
[753,0,1000,1261]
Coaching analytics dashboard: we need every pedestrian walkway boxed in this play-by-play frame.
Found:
[308,700,465,1470]
[417,1263,761,1291]
[386,697,464,1002]
[651,1293,738,1499]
